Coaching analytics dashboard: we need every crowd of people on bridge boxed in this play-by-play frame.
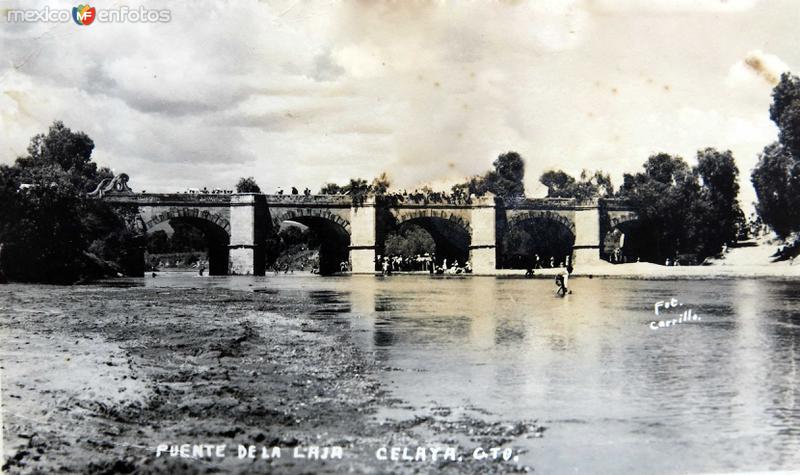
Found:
[382,188,474,206]
[275,187,313,196]
[180,188,234,194]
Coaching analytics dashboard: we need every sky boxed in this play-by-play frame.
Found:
[1,0,798,208]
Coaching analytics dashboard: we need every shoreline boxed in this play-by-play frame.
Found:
[0,284,542,474]
[346,262,800,279]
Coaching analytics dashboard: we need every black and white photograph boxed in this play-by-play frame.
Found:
[1,1,800,473]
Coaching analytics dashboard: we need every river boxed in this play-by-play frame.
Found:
[132,273,800,474]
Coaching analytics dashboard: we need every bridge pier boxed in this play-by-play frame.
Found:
[349,197,377,274]
[469,196,497,274]
[228,194,266,275]
[572,203,602,266]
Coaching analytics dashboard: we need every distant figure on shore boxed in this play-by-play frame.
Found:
[665,258,671,266]
[198,264,206,276]
[291,186,299,195]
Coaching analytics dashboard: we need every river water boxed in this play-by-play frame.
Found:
[138,274,799,473]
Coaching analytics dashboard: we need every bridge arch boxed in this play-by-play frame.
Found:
[143,208,231,234]
[384,210,472,269]
[602,211,642,263]
[270,209,350,233]
[269,210,351,275]
[501,212,576,269]
[392,209,472,236]
[143,208,231,275]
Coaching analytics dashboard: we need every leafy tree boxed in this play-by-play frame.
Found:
[0,121,140,282]
[540,169,614,201]
[752,143,800,237]
[147,230,170,254]
[752,73,800,238]
[370,172,391,196]
[453,151,526,198]
[618,150,741,262]
[168,221,207,252]
[319,183,344,194]
[769,73,800,158]
[16,121,101,192]
[539,170,576,197]
[695,148,744,251]
[235,176,261,193]
[384,224,435,256]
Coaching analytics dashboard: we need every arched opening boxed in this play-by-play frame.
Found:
[385,217,471,270]
[382,222,437,271]
[602,219,647,264]
[500,218,575,269]
[267,217,350,275]
[145,217,230,275]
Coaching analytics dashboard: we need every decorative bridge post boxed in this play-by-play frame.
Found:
[572,200,602,266]
[349,196,377,274]
[469,195,497,274]
[228,194,266,275]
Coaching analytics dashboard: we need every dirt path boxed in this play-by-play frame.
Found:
[1,284,541,474]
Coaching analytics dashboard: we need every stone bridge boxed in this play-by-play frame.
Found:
[100,183,638,275]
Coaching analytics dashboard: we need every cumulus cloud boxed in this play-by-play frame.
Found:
[0,0,793,206]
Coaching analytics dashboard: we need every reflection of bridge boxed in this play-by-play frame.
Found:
[102,186,638,275]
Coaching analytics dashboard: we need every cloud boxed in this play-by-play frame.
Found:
[0,0,793,208]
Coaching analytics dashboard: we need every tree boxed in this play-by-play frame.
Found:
[752,73,800,238]
[17,121,99,192]
[769,73,800,158]
[235,176,261,193]
[695,148,744,251]
[540,170,576,198]
[147,230,170,254]
[0,121,140,283]
[319,183,344,195]
[384,224,435,256]
[617,150,741,262]
[752,143,800,237]
[370,172,391,196]
[540,169,614,201]
[453,151,526,198]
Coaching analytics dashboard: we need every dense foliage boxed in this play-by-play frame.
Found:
[383,224,436,257]
[452,151,526,198]
[0,122,140,283]
[752,73,800,238]
[617,150,743,262]
[539,169,614,201]
[235,176,261,193]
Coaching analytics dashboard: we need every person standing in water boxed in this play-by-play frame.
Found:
[556,268,571,295]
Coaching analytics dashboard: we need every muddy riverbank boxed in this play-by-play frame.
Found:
[0,282,541,474]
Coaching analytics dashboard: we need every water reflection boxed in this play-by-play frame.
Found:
[142,273,800,473]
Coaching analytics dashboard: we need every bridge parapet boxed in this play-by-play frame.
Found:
[599,197,636,211]
[103,193,233,206]
[502,197,577,210]
[264,194,352,207]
